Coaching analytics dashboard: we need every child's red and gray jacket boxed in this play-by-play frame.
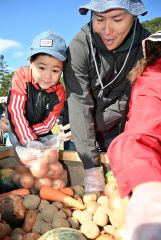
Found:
[7,66,65,145]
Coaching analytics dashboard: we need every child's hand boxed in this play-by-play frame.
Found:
[59,124,73,142]
[0,117,10,133]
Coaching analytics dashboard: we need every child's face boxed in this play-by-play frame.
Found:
[30,54,63,89]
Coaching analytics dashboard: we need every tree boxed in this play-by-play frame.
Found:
[141,17,161,33]
[0,72,13,96]
[0,55,13,96]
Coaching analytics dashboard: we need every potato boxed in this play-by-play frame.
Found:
[104,182,119,198]
[76,210,93,224]
[23,195,40,210]
[95,233,114,240]
[103,225,116,236]
[85,201,99,214]
[93,210,109,227]
[41,204,59,223]
[108,209,125,228]
[68,216,79,229]
[0,223,11,239]
[83,193,98,203]
[38,200,50,212]
[20,172,35,189]
[52,214,70,228]
[80,221,100,239]
[23,233,41,240]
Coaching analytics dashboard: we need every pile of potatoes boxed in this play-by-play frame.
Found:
[0,172,129,240]
[12,146,67,191]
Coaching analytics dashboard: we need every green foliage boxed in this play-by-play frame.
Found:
[0,73,13,96]
[0,55,13,97]
[141,17,161,33]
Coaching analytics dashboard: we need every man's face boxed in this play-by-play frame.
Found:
[93,9,135,51]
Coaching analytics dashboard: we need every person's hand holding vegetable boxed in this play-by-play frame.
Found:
[59,124,73,142]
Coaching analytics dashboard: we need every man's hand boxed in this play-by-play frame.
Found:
[84,166,105,193]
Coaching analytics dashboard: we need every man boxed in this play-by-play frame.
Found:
[64,0,150,193]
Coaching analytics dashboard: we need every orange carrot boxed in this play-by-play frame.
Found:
[0,188,30,197]
[60,187,74,196]
[22,209,38,233]
[9,195,26,219]
[40,186,85,210]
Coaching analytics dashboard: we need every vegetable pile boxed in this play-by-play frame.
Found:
[0,170,129,240]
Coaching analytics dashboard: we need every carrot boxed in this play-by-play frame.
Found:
[40,186,85,210]
[60,187,74,196]
[0,188,30,197]
[22,209,37,233]
[8,195,27,219]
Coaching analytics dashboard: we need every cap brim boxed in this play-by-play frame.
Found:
[28,49,66,61]
[79,1,147,16]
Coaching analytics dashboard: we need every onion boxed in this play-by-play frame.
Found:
[15,164,29,174]
[47,162,64,179]
[34,177,53,189]
[52,178,66,189]
[45,147,59,163]
[30,162,49,178]
[51,168,68,189]
[11,171,21,185]
[20,172,35,188]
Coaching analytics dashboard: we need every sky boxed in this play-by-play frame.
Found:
[1,0,161,72]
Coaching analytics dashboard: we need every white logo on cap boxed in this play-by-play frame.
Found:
[40,39,53,47]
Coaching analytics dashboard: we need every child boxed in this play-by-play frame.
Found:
[7,30,67,147]
[107,31,161,240]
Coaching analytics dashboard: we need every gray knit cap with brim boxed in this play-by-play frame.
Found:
[142,31,161,57]
[79,0,147,16]
[143,31,161,43]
